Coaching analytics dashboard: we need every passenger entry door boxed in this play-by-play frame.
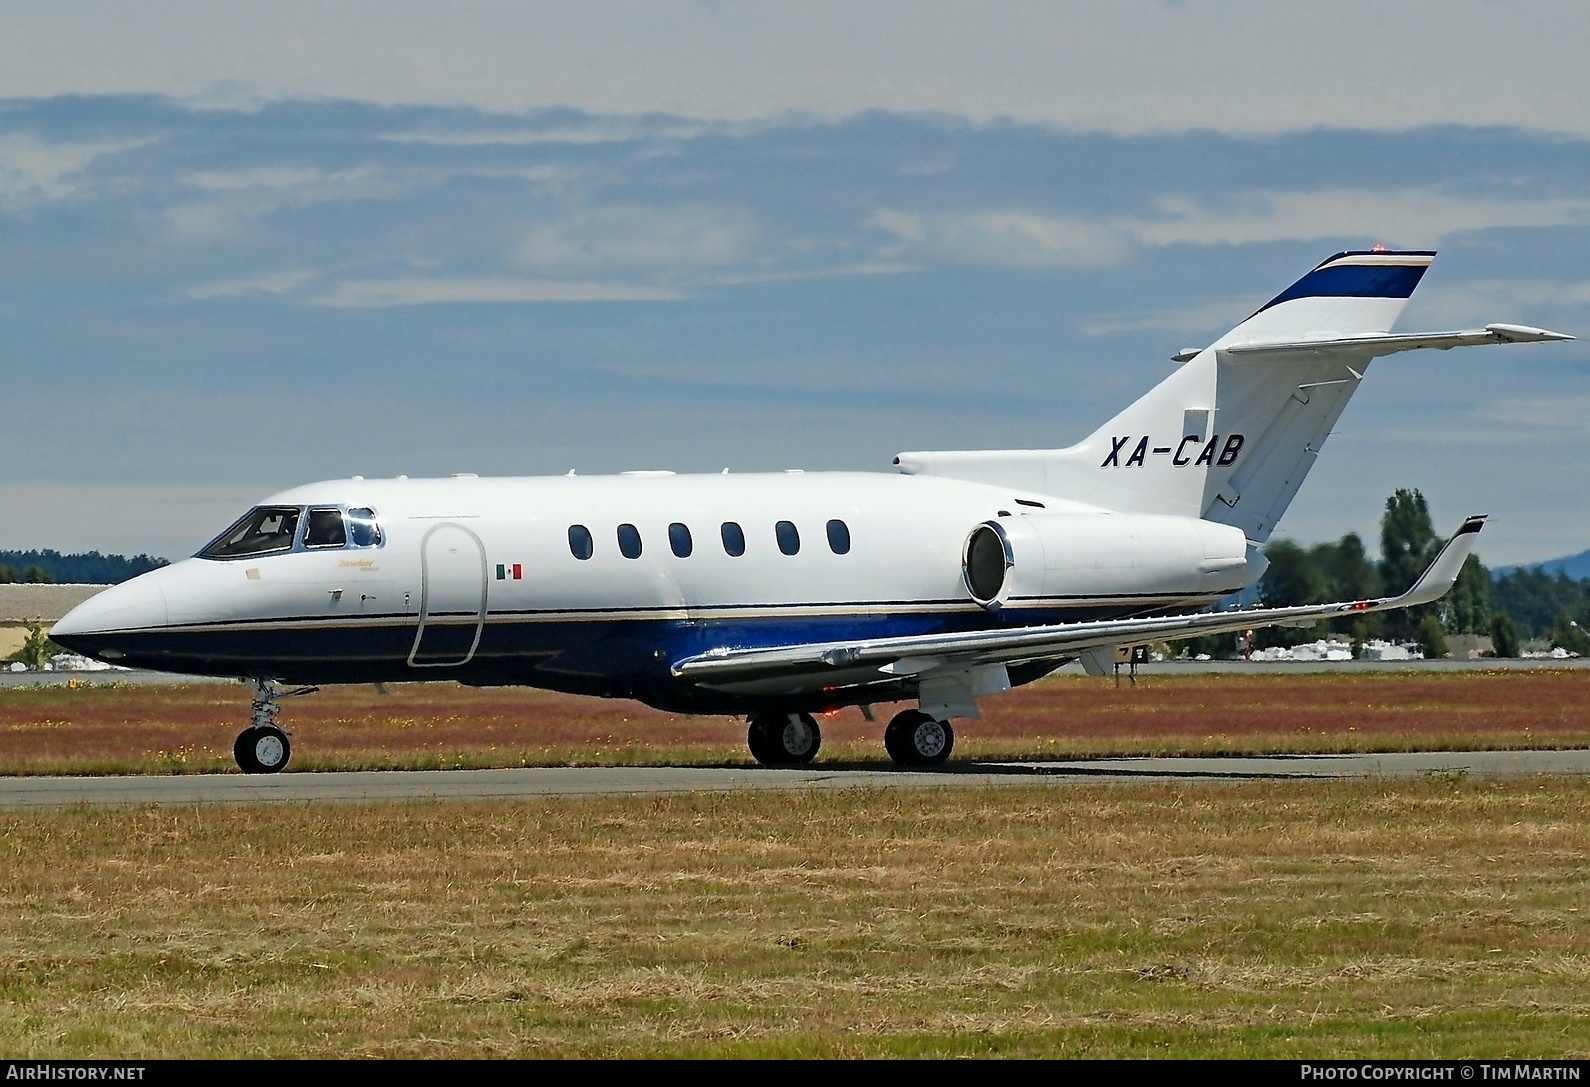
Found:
[408,523,487,667]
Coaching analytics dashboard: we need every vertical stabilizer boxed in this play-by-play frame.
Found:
[896,251,1437,541]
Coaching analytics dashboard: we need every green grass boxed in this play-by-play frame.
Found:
[0,778,1585,1057]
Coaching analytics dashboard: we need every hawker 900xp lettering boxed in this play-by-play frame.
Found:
[1100,434,1245,468]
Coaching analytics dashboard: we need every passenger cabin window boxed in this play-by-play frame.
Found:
[304,508,347,549]
[826,519,851,555]
[669,522,693,558]
[721,521,745,557]
[776,520,800,556]
[568,524,594,560]
[200,506,301,559]
[617,523,642,559]
[347,508,383,547]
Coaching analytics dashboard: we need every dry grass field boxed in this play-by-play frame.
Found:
[0,779,1585,1058]
[0,669,1585,775]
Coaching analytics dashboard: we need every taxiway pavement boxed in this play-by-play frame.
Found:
[1,749,1585,809]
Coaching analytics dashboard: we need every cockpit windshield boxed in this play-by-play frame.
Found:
[200,506,302,559]
[304,508,347,548]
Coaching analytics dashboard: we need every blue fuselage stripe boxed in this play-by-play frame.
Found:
[65,602,1204,713]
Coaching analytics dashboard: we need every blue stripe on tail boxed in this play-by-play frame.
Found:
[1254,250,1434,315]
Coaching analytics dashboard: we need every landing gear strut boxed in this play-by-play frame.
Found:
[234,679,317,774]
[747,711,822,767]
[884,709,955,767]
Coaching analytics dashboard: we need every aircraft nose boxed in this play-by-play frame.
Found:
[49,572,170,647]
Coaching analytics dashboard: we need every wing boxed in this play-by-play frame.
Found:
[673,516,1486,687]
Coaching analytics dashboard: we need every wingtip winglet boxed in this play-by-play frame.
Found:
[1397,516,1487,608]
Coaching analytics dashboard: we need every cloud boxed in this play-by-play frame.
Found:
[1082,298,1257,338]
[1399,278,1590,331]
[513,205,759,278]
[312,276,681,307]
[188,269,323,299]
[183,166,353,192]
[1475,394,1590,433]
[1118,189,1590,249]
[165,165,396,242]
[379,120,712,146]
[869,208,1134,269]
[5,3,1590,137]
[0,133,141,209]
[1078,196,1590,338]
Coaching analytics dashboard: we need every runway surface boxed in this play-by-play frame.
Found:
[1,749,1586,809]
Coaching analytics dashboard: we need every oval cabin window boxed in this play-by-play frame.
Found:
[825,519,851,555]
[776,520,800,556]
[617,524,642,559]
[721,522,745,557]
[669,522,693,558]
[568,525,594,560]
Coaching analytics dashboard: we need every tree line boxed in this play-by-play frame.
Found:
[1239,488,1589,659]
[0,550,169,585]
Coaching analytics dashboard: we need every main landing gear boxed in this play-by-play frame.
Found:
[883,709,955,767]
[743,707,956,768]
[746,711,822,767]
[235,679,318,774]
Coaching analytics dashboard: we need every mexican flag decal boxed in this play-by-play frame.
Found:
[495,563,523,581]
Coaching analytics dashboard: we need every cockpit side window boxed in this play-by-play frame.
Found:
[304,508,347,549]
[347,508,383,547]
[199,506,302,559]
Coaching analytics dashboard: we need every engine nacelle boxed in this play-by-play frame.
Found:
[962,512,1265,608]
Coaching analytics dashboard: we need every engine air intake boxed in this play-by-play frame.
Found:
[963,522,1013,608]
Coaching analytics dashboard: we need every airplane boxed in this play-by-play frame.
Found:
[49,249,1572,774]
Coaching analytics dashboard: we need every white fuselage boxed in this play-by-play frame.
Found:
[50,470,1256,713]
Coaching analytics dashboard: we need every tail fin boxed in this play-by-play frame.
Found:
[897,251,1565,541]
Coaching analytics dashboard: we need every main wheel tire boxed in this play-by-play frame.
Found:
[235,725,291,774]
[233,728,260,773]
[746,717,775,765]
[884,710,955,767]
[747,712,822,767]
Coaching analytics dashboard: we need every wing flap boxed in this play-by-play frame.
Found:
[673,516,1486,685]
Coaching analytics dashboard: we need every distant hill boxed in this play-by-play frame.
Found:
[1495,549,1590,581]
[0,550,169,584]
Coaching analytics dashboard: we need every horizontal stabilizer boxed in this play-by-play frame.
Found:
[674,517,1487,686]
[1177,323,1573,362]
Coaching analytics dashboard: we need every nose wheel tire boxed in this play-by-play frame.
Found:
[234,725,291,774]
[884,710,954,767]
[747,712,822,767]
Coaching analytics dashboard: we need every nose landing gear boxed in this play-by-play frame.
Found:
[235,679,318,774]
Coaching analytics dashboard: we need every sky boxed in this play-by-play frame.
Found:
[0,1,1586,566]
